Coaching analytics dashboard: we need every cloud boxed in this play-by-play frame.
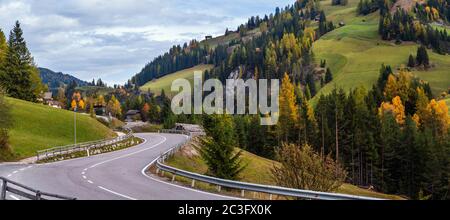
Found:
[0,0,292,85]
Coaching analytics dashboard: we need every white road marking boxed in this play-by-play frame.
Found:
[27,166,33,169]
[12,171,18,174]
[87,180,94,184]
[7,174,12,177]
[81,172,85,175]
[88,137,157,169]
[82,176,87,179]
[19,168,26,171]
[9,195,20,200]
[83,168,88,171]
[98,186,137,200]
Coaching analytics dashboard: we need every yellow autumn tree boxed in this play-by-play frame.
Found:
[301,27,316,50]
[71,99,77,110]
[78,99,85,110]
[107,95,122,118]
[96,95,106,106]
[414,87,430,126]
[280,33,301,62]
[412,114,421,127]
[396,70,412,101]
[423,99,450,137]
[378,96,406,125]
[383,74,398,101]
[384,70,413,102]
[278,73,299,142]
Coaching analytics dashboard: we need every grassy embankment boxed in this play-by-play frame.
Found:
[2,97,115,161]
[164,140,404,200]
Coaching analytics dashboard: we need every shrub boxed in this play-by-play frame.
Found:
[271,143,347,193]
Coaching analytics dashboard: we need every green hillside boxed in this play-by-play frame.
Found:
[140,64,214,96]
[4,97,115,161]
[312,1,450,103]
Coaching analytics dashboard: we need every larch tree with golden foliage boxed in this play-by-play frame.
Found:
[107,95,122,118]
[378,96,406,125]
[278,73,299,143]
[424,99,449,138]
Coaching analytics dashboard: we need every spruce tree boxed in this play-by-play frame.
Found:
[200,114,244,180]
[408,54,416,67]
[416,46,430,67]
[2,21,41,101]
[306,73,317,97]
[325,68,333,83]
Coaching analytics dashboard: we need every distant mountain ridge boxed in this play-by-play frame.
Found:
[39,67,89,90]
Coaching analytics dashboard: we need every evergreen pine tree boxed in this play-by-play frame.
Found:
[200,114,244,180]
[306,73,317,97]
[325,68,333,83]
[408,54,416,67]
[2,21,40,101]
[416,46,430,67]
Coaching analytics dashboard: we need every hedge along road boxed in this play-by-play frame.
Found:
[0,133,236,200]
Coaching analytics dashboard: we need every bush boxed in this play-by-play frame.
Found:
[271,143,347,193]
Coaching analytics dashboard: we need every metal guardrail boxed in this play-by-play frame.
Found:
[0,177,76,200]
[36,128,134,161]
[155,129,382,200]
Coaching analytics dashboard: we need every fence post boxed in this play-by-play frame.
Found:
[36,191,41,200]
[1,179,7,200]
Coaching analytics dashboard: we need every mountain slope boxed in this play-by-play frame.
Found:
[139,64,214,96]
[3,97,115,161]
[312,1,450,103]
[39,67,89,91]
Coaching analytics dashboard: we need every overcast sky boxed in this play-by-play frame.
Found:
[0,0,292,85]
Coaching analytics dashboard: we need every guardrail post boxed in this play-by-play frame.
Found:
[36,191,41,200]
[1,179,7,200]
[269,194,273,200]
[191,179,195,188]
[155,168,159,174]
[217,185,221,192]
[241,190,245,197]
[171,174,176,182]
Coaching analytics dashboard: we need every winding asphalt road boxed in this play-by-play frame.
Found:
[0,133,235,200]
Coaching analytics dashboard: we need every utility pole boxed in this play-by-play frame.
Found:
[74,106,77,146]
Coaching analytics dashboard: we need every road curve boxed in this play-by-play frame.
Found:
[0,133,235,200]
